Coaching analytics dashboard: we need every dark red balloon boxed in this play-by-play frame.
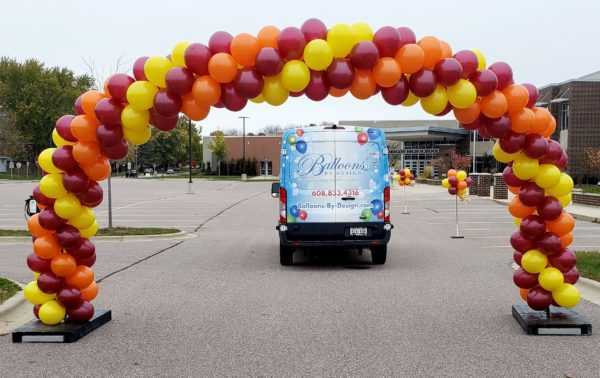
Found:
[381,76,409,105]
[234,69,264,99]
[511,231,536,252]
[522,83,539,108]
[153,91,182,117]
[549,249,576,273]
[67,301,94,322]
[208,31,233,54]
[503,166,526,187]
[97,124,123,147]
[350,41,379,70]
[55,115,77,142]
[66,238,95,258]
[255,47,283,77]
[37,272,63,294]
[462,115,487,131]
[397,27,416,48]
[448,187,457,195]
[300,18,327,42]
[150,109,179,132]
[78,181,103,208]
[102,140,128,160]
[499,131,526,153]
[63,169,89,194]
[277,27,306,60]
[166,67,195,96]
[448,176,458,187]
[453,50,478,78]
[27,253,51,273]
[326,59,354,89]
[536,232,562,256]
[38,208,65,230]
[519,182,545,207]
[106,74,135,103]
[184,43,211,76]
[132,57,148,81]
[527,286,552,311]
[513,250,523,266]
[465,177,473,187]
[51,146,78,172]
[74,95,84,115]
[220,84,247,112]
[56,225,82,248]
[434,58,462,86]
[436,103,453,116]
[373,26,400,57]
[520,215,546,240]
[33,304,41,319]
[305,71,329,101]
[564,267,580,284]
[470,69,498,97]
[485,116,511,139]
[289,90,304,97]
[409,69,437,97]
[538,197,562,221]
[556,151,568,171]
[539,139,562,163]
[513,268,539,289]
[524,134,548,159]
[58,287,83,308]
[489,62,513,89]
[95,98,123,127]
[477,122,492,139]
[76,251,96,267]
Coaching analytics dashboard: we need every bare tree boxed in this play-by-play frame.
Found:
[260,125,284,135]
[81,56,128,90]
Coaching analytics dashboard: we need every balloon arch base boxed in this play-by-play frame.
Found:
[12,309,111,343]
[512,304,591,336]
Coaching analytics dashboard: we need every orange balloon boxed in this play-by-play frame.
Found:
[447,169,457,177]
[103,80,111,98]
[510,108,534,134]
[457,181,467,190]
[480,90,508,118]
[440,40,452,59]
[182,93,210,121]
[560,232,573,249]
[192,76,222,106]
[257,25,280,49]
[65,265,95,290]
[542,115,556,137]
[70,115,99,142]
[508,185,520,195]
[73,142,101,166]
[27,214,54,238]
[531,107,552,135]
[81,281,99,301]
[208,53,238,83]
[509,196,535,219]
[83,158,111,181]
[33,235,61,259]
[51,254,77,277]
[519,288,529,302]
[80,90,104,118]
[395,44,424,74]
[230,33,260,67]
[454,102,480,124]
[350,69,376,99]
[546,211,575,236]
[503,84,529,115]
[417,36,442,69]
[373,58,402,88]
[329,86,349,97]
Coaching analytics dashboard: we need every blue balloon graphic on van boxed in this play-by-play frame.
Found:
[371,199,383,215]
[290,205,300,217]
[295,140,307,154]
[367,128,380,140]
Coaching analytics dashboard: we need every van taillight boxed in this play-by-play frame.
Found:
[384,186,390,222]
[279,187,287,224]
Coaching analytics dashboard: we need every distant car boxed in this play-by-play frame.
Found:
[166,169,175,175]
[144,168,153,174]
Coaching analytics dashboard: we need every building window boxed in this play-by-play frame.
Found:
[558,102,569,131]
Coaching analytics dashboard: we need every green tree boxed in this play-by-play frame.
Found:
[0,58,93,158]
[209,132,227,176]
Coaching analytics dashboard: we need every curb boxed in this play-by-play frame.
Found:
[0,230,188,243]
[492,198,600,224]
[0,281,26,317]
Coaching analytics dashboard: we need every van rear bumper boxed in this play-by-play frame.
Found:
[277,222,392,247]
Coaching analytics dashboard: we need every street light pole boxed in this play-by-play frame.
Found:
[187,117,193,194]
[472,130,477,173]
[239,116,249,175]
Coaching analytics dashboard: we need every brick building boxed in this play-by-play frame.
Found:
[202,135,281,176]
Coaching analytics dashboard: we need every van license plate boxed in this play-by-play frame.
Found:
[349,227,368,237]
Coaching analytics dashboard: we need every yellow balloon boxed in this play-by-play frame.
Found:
[39,173,67,199]
[69,207,95,230]
[327,23,356,58]
[512,155,540,180]
[552,283,580,308]
[121,105,150,131]
[52,129,74,147]
[262,75,289,106]
[351,22,373,42]
[33,272,40,279]
[39,300,66,325]
[558,193,572,208]
[303,39,333,71]
[538,267,564,291]
[472,49,486,71]
[124,126,152,145]
[447,79,477,109]
[420,85,448,115]
[250,94,264,103]
[171,41,190,67]
[514,217,521,226]
[534,164,561,189]
[126,81,159,111]
[441,178,450,188]
[492,142,521,164]
[546,173,574,198]
[521,249,548,274]
[24,281,55,305]
[401,90,419,106]
[38,148,62,174]
[80,221,99,239]
[54,193,83,220]
[281,60,310,92]
[456,170,467,181]
[144,56,173,88]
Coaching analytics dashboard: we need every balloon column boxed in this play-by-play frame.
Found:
[26,18,579,324]
[397,168,414,186]
[442,169,472,200]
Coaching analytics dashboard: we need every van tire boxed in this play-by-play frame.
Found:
[280,245,294,266]
[371,245,387,265]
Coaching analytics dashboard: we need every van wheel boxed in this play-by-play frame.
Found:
[280,245,293,266]
[371,245,387,265]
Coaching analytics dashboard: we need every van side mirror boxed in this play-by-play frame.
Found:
[271,182,280,198]
[25,196,38,217]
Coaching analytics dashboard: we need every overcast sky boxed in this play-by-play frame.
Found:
[2,0,599,135]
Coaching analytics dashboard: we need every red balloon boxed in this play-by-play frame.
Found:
[397,27,416,48]
[67,301,94,322]
[527,286,552,311]
[564,267,580,284]
[27,253,51,273]
[350,41,379,70]
[150,109,179,132]
[289,90,304,98]
[106,74,135,103]
[56,225,82,248]
[477,121,492,139]
[38,208,65,230]
[485,116,511,139]
[536,232,562,256]
[37,272,63,294]
[55,115,77,142]
[448,176,458,187]
[549,249,576,273]
[74,95,84,115]
[523,134,548,158]
[326,59,354,89]
[436,103,453,116]
[513,268,539,289]
[513,250,523,266]
[434,58,462,86]
[95,98,123,127]
[78,181,103,208]
[58,287,83,308]
[184,43,211,76]
[499,131,526,153]
[277,27,306,60]
[461,114,487,131]
[153,91,182,117]
[132,56,148,81]
[523,83,539,108]
[208,31,233,54]
[489,61,513,90]
[520,215,546,240]
[511,231,536,252]
[76,251,96,267]
[63,168,89,194]
[540,139,563,163]
[556,151,568,171]
[102,139,129,160]
[381,76,409,105]
[502,166,526,187]
[453,50,478,78]
[166,67,195,96]
[373,26,400,57]
[448,187,457,195]
[220,84,247,112]
[519,182,545,207]
[409,69,437,97]
[255,47,283,76]
[96,124,123,147]
[233,69,264,99]
[470,69,498,97]
[537,197,562,221]
[66,238,95,259]
[52,146,78,172]
[305,71,329,101]
[301,18,327,41]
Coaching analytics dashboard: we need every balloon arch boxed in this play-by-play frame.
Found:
[25,19,579,325]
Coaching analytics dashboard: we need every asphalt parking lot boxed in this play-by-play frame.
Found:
[1,179,599,376]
